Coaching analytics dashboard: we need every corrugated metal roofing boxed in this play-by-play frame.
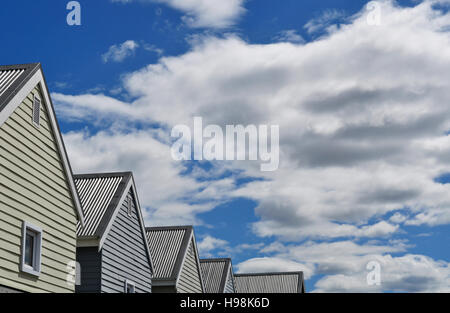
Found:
[0,63,40,112]
[200,259,231,293]
[146,226,191,279]
[235,272,304,293]
[75,173,129,237]
[0,69,25,98]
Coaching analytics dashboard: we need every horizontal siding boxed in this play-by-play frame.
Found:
[177,239,202,293]
[0,87,78,293]
[75,247,101,293]
[100,189,152,293]
[224,267,235,293]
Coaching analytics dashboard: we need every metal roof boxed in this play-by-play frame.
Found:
[200,258,233,293]
[75,172,132,238]
[234,272,305,293]
[146,226,193,280]
[0,63,40,112]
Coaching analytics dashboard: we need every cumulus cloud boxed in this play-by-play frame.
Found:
[111,0,246,28]
[274,30,305,44]
[102,40,140,63]
[63,129,230,226]
[197,235,230,257]
[56,0,450,291]
[237,240,450,292]
[57,0,450,240]
[236,257,315,279]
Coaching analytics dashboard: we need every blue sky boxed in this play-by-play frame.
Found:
[1,0,449,292]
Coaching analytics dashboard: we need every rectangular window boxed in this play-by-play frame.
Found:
[127,195,133,218]
[124,280,136,293]
[21,222,43,277]
[32,95,41,127]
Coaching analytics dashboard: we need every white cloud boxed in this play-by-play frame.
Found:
[304,9,346,34]
[56,1,450,291]
[57,1,450,241]
[63,129,226,226]
[102,40,140,63]
[111,0,246,28]
[274,30,305,44]
[236,257,315,279]
[238,240,450,292]
[197,235,230,257]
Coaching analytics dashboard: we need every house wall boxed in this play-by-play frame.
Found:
[177,239,202,293]
[75,247,101,293]
[0,285,22,293]
[152,285,177,293]
[100,188,152,293]
[0,86,78,293]
[224,267,235,293]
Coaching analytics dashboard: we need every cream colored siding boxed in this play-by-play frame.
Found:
[0,86,78,293]
[177,239,202,293]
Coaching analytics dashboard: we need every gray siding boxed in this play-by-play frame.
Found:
[100,188,152,293]
[224,267,235,293]
[177,239,202,293]
[75,247,101,293]
[153,285,177,293]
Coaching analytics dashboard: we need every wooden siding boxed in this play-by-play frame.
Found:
[0,86,78,293]
[75,247,101,293]
[224,267,235,293]
[177,239,202,293]
[100,188,152,293]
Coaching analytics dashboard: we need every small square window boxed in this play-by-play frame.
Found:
[32,95,41,127]
[124,280,136,293]
[21,222,43,277]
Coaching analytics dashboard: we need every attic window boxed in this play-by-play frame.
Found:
[32,95,41,127]
[127,195,133,218]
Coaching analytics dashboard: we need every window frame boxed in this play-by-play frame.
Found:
[32,94,41,128]
[127,195,133,218]
[21,221,43,277]
[124,280,136,293]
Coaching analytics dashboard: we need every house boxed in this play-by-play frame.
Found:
[74,172,153,293]
[146,226,204,293]
[0,63,85,293]
[234,272,306,293]
[200,258,236,293]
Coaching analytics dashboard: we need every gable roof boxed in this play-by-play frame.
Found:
[0,63,84,224]
[234,272,305,293]
[0,63,40,112]
[74,172,131,238]
[146,226,204,290]
[74,171,153,272]
[200,258,234,293]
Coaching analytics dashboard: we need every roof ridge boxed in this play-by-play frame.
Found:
[146,225,194,231]
[235,271,304,276]
[74,171,133,179]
